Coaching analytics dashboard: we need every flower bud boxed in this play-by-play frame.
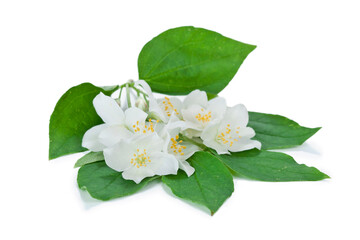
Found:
[135,97,148,111]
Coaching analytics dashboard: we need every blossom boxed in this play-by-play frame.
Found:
[103,133,179,183]
[201,104,261,154]
[158,117,200,176]
[181,90,226,137]
[82,92,150,151]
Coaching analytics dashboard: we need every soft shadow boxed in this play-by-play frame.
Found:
[161,183,211,215]
[77,177,161,210]
[78,188,102,210]
[281,142,321,155]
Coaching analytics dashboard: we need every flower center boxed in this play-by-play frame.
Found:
[195,108,212,123]
[131,149,151,168]
[132,119,158,134]
[216,124,242,147]
[169,135,186,156]
[162,97,179,117]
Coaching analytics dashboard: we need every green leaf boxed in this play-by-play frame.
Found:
[74,151,104,168]
[49,83,119,160]
[77,161,156,200]
[138,26,256,95]
[214,149,329,181]
[206,92,218,100]
[162,151,234,215]
[248,112,321,150]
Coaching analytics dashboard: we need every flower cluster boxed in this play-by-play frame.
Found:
[82,80,261,183]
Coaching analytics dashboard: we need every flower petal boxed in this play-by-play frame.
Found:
[178,160,195,177]
[149,152,179,176]
[183,90,208,108]
[182,104,204,127]
[124,107,148,129]
[207,97,227,120]
[134,133,164,153]
[237,126,256,138]
[228,139,261,152]
[224,104,249,127]
[200,120,220,142]
[103,140,134,172]
[98,125,133,147]
[203,139,229,155]
[93,92,125,125]
[122,166,155,184]
[82,124,107,152]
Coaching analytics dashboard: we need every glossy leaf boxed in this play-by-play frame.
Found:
[214,149,329,181]
[162,151,234,215]
[248,112,321,150]
[77,161,156,200]
[49,83,119,159]
[74,151,104,168]
[138,26,256,95]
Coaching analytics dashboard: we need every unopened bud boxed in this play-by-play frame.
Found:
[135,97,148,111]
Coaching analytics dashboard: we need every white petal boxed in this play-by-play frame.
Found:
[203,139,230,154]
[237,126,256,138]
[82,124,107,152]
[182,104,204,127]
[93,92,125,125]
[149,152,179,176]
[178,160,195,177]
[201,121,220,141]
[174,142,200,161]
[98,125,133,147]
[225,104,249,127]
[103,140,134,172]
[124,107,148,129]
[183,90,208,108]
[228,139,261,152]
[122,166,155,184]
[181,128,202,138]
[169,97,183,118]
[136,80,166,122]
[207,97,227,120]
[134,133,164,153]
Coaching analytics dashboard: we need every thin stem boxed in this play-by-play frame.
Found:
[118,86,124,99]
[131,85,149,105]
[126,83,131,108]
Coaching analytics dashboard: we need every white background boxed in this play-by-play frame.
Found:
[1,0,359,239]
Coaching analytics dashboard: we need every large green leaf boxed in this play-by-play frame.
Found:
[77,161,156,200]
[74,151,104,168]
[162,151,234,215]
[214,149,329,181]
[248,112,321,150]
[138,26,256,95]
[49,83,119,160]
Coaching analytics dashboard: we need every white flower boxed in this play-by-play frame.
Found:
[82,92,150,151]
[103,133,179,183]
[157,117,200,176]
[201,104,261,154]
[156,96,183,122]
[181,90,226,137]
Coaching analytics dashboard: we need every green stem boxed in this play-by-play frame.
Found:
[126,83,131,108]
[179,134,207,150]
[118,86,124,99]
[131,85,149,105]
